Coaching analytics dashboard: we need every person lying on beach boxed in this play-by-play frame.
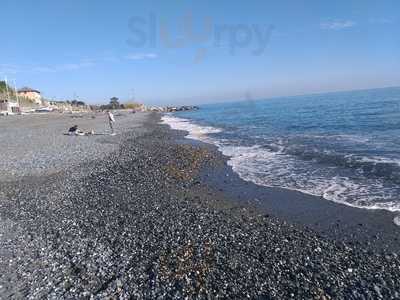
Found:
[68,125,84,136]
[68,125,94,136]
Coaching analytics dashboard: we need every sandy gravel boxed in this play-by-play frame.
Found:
[0,112,148,180]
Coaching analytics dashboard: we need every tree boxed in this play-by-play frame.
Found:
[110,97,120,109]
[69,99,86,107]
[124,102,142,110]
[0,80,16,99]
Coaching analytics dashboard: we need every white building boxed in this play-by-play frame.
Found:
[17,87,42,105]
[0,99,20,115]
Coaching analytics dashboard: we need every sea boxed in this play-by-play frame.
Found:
[162,87,400,213]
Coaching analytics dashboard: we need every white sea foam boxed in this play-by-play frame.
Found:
[161,115,400,215]
[301,134,371,144]
[161,115,222,142]
[331,134,371,144]
[358,156,400,166]
[394,215,400,226]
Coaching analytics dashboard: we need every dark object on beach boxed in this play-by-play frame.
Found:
[68,125,94,136]
[68,125,79,133]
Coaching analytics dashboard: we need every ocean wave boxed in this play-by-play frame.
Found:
[161,115,400,213]
[277,146,400,183]
[161,115,222,142]
[221,144,400,212]
[308,134,371,144]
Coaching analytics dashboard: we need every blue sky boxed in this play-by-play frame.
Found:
[0,0,399,105]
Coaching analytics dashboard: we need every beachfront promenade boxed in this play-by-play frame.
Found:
[0,112,399,298]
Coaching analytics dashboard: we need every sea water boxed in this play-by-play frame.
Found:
[162,87,400,212]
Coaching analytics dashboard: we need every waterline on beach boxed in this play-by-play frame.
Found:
[161,114,400,216]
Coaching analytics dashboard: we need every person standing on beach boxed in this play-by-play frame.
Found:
[107,111,116,135]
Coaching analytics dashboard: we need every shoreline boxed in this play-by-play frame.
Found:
[1,112,399,298]
[201,147,400,252]
[161,114,400,214]
[162,115,400,252]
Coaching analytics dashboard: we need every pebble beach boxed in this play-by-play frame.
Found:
[0,112,399,299]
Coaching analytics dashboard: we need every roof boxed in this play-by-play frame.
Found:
[18,87,41,94]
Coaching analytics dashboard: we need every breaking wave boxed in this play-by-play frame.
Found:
[162,115,400,213]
